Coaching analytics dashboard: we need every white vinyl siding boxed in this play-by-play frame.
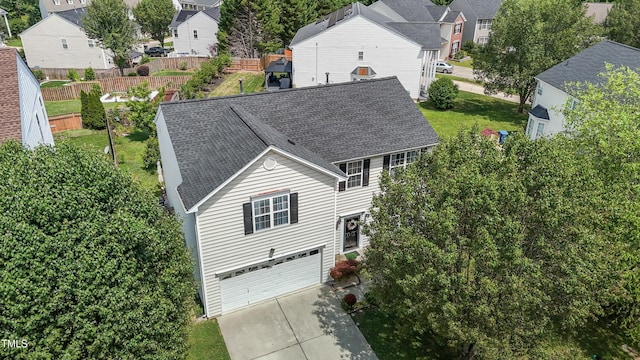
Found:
[197,151,336,317]
[291,15,427,98]
[15,52,54,148]
[173,12,219,56]
[530,80,572,138]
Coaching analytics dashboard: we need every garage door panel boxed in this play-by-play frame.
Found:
[220,250,321,313]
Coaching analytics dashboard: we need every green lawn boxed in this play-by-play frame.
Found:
[355,307,634,359]
[164,41,173,48]
[45,100,126,117]
[419,91,528,139]
[452,58,473,68]
[435,73,483,86]
[5,38,23,47]
[54,129,158,192]
[41,80,70,88]
[153,70,194,76]
[209,72,264,97]
[188,320,230,360]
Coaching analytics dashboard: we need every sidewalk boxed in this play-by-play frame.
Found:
[451,80,519,104]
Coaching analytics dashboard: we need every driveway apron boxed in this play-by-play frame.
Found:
[218,285,378,360]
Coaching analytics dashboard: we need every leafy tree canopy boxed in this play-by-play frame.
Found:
[0,142,195,359]
[364,129,618,359]
[218,0,283,57]
[605,0,640,48]
[126,81,164,134]
[133,0,176,48]
[82,0,137,75]
[473,0,601,113]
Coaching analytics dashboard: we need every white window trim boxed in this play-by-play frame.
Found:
[389,150,420,174]
[358,51,364,61]
[88,39,95,48]
[54,0,60,4]
[454,22,462,34]
[535,122,545,139]
[193,29,198,39]
[252,192,290,232]
[479,19,492,30]
[61,38,68,49]
[346,160,363,189]
[451,41,460,54]
[537,84,543,95]
[340,212,365,253]
[173,29,178,38]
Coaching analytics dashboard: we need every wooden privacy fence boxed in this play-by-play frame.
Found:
[226,58,263,73]
[37,68,120,80]
[261,53,292,70]
[48,113,83,133]
[41,76,191,101]
[146,57,211,74]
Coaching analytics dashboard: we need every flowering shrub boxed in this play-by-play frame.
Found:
[329,259,360,281]
[343,293,357,306]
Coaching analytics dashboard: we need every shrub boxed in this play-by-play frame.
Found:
[455,50,467,60]
[364,291,377,306]
[84,67,96,81]
[178,61,188,70]
[428,77,459,110]
[462,40,476,53]
[343,293,357,306]
[68,69,80,82]
[142,137,160,169]
[345,252,358,261]
[329,259,360,281]
[81,84,106,129]
[139,55,151,64]
[32,69,45,81]
[128,72,138,76]
[136,65,150,76]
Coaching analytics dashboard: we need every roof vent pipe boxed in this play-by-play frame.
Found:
[325,72,330,84]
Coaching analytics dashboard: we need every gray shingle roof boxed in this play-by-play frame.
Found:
[442,10,462,23]
[380,0,438,22]
[56,7,88,27]
[458,0,502,19]
[386,22,443,49]
[202,6,220,21]
[170,10,199,28]
[160,77,439,210]
[529,105,549,120]
[536,40,640,92]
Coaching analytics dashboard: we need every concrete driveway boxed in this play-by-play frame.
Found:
[218,286,378,360]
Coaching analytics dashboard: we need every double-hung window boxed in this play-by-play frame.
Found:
[479,19,492,30]
[193,30,198,39]
[454,23,462,34]
[389,150,419,174]
[358,51,364,61]
[61,38,68,49]
[535,122,545,139]
[346,160,363,188]
[88,39,95,48]
[253,193,289,232]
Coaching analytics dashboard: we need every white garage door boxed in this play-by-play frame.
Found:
[219,248,322,313]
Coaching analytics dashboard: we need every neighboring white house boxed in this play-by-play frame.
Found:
[289,2,443,99]
[21,8,114,69]
[170,8,219,56]
[0,46,54,148]
[38,0,146,19]
[155,77,439,317]
[178,0,220,10]
[449,0,503,45]
[526,40,640,140]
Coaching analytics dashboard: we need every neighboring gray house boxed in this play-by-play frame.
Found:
[449,0,503,45]
[290,2,444,99]
[170,7,219,56]
[156,77,439,317]
[584,2,613,24]
[38,0,144,19]
[527,40,640,140]
[179,0,220,10]
[21,8,115,69]
[0,46,54,148]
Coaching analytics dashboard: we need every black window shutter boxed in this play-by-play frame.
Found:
[290,193,298,224]
[362,159,370,186]
[338,163,347,192]
[383,155,390,171]
[242,203,253,235]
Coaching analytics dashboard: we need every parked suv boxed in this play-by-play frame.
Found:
[435,61,454,74]
[144,47,171,57]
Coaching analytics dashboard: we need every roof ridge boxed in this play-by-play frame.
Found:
[228,104,271,147]
[603,39,640,53]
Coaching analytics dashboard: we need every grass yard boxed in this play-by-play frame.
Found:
[187,320,230,360]
[40,80,70,88]
[355,308,634,359]
[419,91,528,139]
[153,70,194,76]
[54,129,158,192]
[452,58,473,68]
[209,72,264,97]
[435,73,483,86]
[45,100,125,117]
[5,38,23,47]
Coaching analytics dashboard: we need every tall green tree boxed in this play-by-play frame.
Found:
[133,0,175,48]
[364,129,617,359]
[218,0,283,57]
[126,81,163,134]
[564,65,640,342]
[604,0,640,48]
[279,0,316,45]
[473,0,601,113]
[82,0,137,75]
[0,0,40,36]
[315,0,351,17]
[0,141,195,359]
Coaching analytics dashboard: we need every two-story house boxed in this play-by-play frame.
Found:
[169,7,219,56]
[449,0,503,45]
[156,77,439,317]
[526,40,640,140]
[0,46,54,148]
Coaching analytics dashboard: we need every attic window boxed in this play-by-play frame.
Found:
[193,30,198,39]
[53,0,60,4]
[61,38,68,49]
[358,51,364,61]
[67,0,73,4]
[80,0,86,3]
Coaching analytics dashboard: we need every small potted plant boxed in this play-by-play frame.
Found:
[342,293,357,312]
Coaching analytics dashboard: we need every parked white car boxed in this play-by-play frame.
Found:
[435,61,454,74]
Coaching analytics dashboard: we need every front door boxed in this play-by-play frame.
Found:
[343,216,360,252]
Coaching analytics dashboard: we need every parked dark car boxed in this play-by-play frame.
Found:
[144,47,170,57]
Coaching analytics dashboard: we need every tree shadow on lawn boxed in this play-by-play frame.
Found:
[571,318,636,359]
[126,130,149,142]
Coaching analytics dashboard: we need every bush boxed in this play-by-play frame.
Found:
[139,55,151,64]
[136,65,150,76]
[127,72,138,76]
[462,40,476,53]
[84,67,96,81]
[345,252,358,261]
[142,137,160,169]
[364,291,377,306]
[329,259,360,281]
[428,77,459,110]
[32,69,45,81]
[81,84,106,129]
[178,61,188,70]
[343,293,357,306]
[455,50,467,60]
[68,69,80,82]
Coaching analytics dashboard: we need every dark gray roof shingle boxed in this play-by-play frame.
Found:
[57,7,88,27]
[380,0,438,22]
[170,10,199,28]
[529,105,549,120]
[160,77,439,210]
[536,40,640,92]
[456,0,502,19]
[386,22,443,49]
